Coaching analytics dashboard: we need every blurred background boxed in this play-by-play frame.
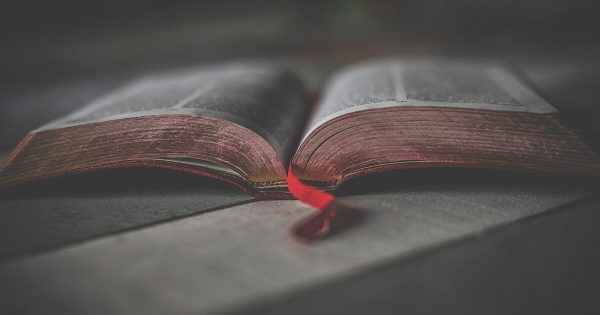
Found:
[1,0,600,151]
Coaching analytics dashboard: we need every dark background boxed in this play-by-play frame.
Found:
[1,0,600,151]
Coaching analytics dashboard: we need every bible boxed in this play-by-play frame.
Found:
[1,58,599,198]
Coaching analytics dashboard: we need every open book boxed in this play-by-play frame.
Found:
[1,58,599,198]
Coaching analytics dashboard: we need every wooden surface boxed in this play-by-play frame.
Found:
[0,169,253,261]
[237,194,600,315]
[0,172,595,314]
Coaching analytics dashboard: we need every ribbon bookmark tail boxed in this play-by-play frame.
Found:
[287,164,336,241]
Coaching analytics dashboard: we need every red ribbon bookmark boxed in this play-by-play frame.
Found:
[287,164,336,241]
[287,164,334,210]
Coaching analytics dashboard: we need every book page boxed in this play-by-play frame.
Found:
[40,63,308,160]
[303,58,556,139]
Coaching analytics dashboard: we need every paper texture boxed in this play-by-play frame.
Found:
[304,59,556,138]
[39,63,308,160]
